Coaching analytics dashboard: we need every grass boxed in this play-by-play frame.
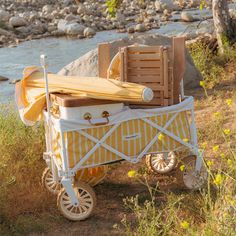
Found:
[0,103,57,235]
[121,94,236,235]
[0,42,235,235]
[188,41,236,89]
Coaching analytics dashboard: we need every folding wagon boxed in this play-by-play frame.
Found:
[17,38,207,221]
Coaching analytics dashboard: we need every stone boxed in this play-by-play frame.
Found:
[9,16,27,27]
[0,9,10,22]
[0,28,12,36]
[229,9,236,19]
[57,19,85,35]
[155,0,180,12]
[66,22,85,35]
[58,34,202,89]
[83,27,96,37]
[190,0,201,7]
[31,23,47,35]
[0,75,9,82]
[15,26,31,34]
[77,4,87,15]
[65,14,80,22]
[63,0,74,6]
[135,23,146,32]
[181,12,194,22]
[127,26,135,33]
[42,5,53,15]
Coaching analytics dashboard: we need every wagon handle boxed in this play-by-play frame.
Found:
[84,111,110,126]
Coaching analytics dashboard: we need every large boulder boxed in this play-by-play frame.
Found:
[9,16,27,27]
[181,12,194,22]
[58,34,202,89]
[57,19,85,35]
[155,0,180,12]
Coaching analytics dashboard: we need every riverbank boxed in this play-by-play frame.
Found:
[0,0,216,48]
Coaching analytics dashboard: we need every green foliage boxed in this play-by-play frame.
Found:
[106,0,122,17]
[189,42,236,89]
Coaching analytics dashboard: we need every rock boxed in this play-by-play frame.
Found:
[0,28,12,36]
[83,27,96,37]
[42,5,53,15]
[65,14,80,22]
[127,26,135,33]
[190,0,200,7]
[58,34,202,89]
[9,79,20,84]
[115,12,126,24]
[66,22,85,35]
[163,9,169,16]
[181,12,194,22]
[31,22,47,35]
[63,0,74,6]
[0,9,10,22]
[58,19,85,35]
[15,26,31,34]
[9,16,27,27]
[229,9,236,19]
[77,4,87,15]
[52,29,65,36]
[0,75,9,82]
[135,23,146,32]
[155,0,180,12]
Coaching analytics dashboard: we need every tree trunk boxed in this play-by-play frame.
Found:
[212,0,236,54]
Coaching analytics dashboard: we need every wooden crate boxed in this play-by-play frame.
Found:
[98,37,186,107]
[119,45,174,107]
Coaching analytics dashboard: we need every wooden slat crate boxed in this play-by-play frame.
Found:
[119,45,174,107]
[98,37,186,107]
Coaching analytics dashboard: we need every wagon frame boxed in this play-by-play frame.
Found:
[40,55,206,221]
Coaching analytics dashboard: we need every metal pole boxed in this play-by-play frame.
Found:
[40,55,52,160]
[40,55,51,123]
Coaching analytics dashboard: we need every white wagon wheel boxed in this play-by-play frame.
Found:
[176,155,207,190]
[57,181,96,221]
[42,167,61,195]
[146,151,177,174]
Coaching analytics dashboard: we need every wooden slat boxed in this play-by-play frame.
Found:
[173,37,186,104]
[163,48,169,101]
[128,61,161,68]
[128,54,161,60]
[128,68,161,76]
[128,46,162,53]
[124,47,128,82]
[120,48,125,82]
[98,43,110,78]
[138,83,165,91]
[128,75,162,83]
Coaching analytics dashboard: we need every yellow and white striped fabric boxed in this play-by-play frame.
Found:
[50,111,190,169]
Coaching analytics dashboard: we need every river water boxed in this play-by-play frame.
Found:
[0,7,221,103]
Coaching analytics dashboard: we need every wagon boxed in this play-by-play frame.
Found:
[16,39,207,221]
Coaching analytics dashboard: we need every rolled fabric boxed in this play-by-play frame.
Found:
[16,66,153,125]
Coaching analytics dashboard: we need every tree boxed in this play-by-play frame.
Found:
[212,0,236,54]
